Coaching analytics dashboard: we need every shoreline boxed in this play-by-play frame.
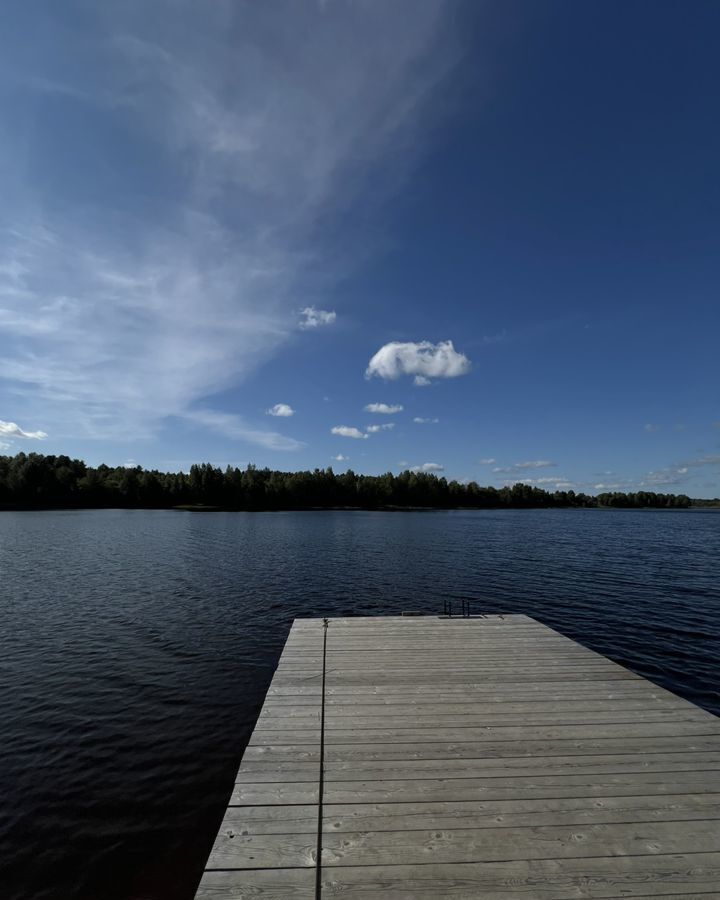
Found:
[1,503,718,513]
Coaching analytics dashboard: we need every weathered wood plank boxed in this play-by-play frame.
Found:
[199,854,720,899]
[254,708,714,733]
[249,720,720,746]
[215,793,720,835]
[235,751,720,783]
[259,698,692,718]
[244,734,720,763]
[207,819,719,870]
[196,614,720,899]
[195,868,314,899]
[230,772,718,806]
[271,672,640,685]
[322,793,720,833]
[317,772,719,805]
[318,854,720,898]
[270,679,659,695]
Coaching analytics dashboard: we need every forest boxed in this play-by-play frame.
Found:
[0,452,705,511]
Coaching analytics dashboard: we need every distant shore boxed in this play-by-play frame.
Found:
[2,452,717,512]
[2,502,718,513]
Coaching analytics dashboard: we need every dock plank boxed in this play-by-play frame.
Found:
[194,614,720,898]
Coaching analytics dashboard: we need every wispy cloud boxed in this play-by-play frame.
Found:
[409,462,444,473]
[644,423,660,433]
[477,457,495,464]
[413,416,439,424]
[366,340,470,385]
[501,477,576,489]
[331,425,368,439]
[594,480,634,490]
[514,460,556,470]
[0,224,291,442]
[677,454,720,468]
[266,403,294,417]
[366,423,395,433]
[298,306,336,329]
[1,2,460,445]
[641,469,687,486]
[493,460,556,473]
[185,409,303,451]
[331,453,349,462]
[0,419,48,440]
[365,403,403,414]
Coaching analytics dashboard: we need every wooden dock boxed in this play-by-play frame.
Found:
[195,614,720,898]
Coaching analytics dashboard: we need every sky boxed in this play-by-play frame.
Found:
[1,0,719,496]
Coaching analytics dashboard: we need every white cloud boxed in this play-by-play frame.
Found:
[414,375,432,387]
[493,460,556,473]
[477,457,495,464]
[642,469,687,487]
[413,416,439,424]
[0,440,12,451]
[298,306,336,329]
[366,340,470,384]
[409,462,444,473]
[644,423,660,432]
[0,3,460,443]
[266,403,294,417]
[678,454,720,467]
[331,425,368,439]
[185,409,303,451]
[366,423,395,433]
[0,419,47,440]
[331,453,349,461]
[501,476,575,488]
[364,403,403,414]
[514,460,556,470]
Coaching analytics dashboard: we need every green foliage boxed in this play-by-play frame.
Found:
[0,452,701,510]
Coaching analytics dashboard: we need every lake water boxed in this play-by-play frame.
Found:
[1,508,718,900]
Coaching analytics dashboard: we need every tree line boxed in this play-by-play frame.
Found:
[0,452,705,510]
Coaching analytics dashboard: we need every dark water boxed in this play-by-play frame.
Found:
[1,508,718,900]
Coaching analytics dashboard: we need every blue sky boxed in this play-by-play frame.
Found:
[1,0,719,495]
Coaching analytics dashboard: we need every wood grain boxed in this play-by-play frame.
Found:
[194,614,720,898]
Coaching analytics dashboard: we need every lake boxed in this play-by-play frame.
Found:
[1,508,718,900]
